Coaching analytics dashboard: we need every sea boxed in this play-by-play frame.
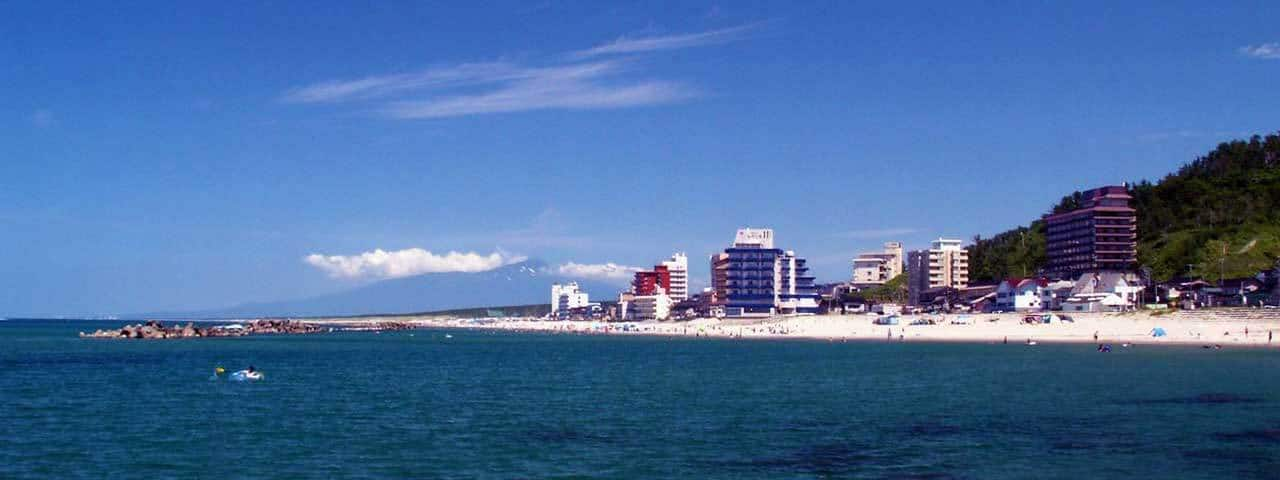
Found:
[2,319,1279,479]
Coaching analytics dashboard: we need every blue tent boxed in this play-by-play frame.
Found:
[1151,327,1167,337]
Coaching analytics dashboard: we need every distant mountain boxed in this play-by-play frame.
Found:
[143,260,624,318]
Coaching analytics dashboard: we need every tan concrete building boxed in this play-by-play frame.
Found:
[907,238,969,306]
[851,241,904,287]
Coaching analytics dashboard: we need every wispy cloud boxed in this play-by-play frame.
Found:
[281,62,526,104]
[1239,43,1280,60]
[552,262,642,282]
[571,24,758,58]
[492,207,608,249]
[834,228,917,239]
[280,24,757,119]
[304,248,526,279]
[381,62,694,119]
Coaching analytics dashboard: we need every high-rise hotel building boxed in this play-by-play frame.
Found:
[714,228,820,317]
[1043,185,1137,279]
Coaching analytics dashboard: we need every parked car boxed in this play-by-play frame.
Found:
[874,315,900,325]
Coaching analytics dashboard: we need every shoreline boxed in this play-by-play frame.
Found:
[67,308,1280,348]
[315,309,1280,349]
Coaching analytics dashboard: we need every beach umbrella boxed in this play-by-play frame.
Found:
[1151,327,1167,337]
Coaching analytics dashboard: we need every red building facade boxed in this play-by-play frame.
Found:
[632,265,671,295]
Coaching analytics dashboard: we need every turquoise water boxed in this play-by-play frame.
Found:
[3,319,1280,479]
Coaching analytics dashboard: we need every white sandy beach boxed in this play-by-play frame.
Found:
[314,308,1280,348]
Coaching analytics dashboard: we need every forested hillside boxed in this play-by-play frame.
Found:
[969,132,1280,283]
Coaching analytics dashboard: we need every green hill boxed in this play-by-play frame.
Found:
[969,132,1280,283]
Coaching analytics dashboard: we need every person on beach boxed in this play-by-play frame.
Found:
[1093,331,1098,341]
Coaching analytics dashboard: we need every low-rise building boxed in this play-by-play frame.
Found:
[562,304,605,321]
[551,282,590,318]
[1040,280,1076,310]
[995,278,1049,312]
[851,242,904,287]
[627,293,673,321]
[1060,272,1144,312]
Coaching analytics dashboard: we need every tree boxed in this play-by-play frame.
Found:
[970,131,1280,283]
[849,273,908,305]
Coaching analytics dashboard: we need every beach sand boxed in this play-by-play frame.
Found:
[315,308,1280,348]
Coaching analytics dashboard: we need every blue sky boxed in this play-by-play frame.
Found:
[3,1,1278,316]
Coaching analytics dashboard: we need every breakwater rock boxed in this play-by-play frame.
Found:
[341,321,416,332]
[79,319,324,339]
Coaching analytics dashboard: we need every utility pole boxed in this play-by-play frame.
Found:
[1220,241,1227,287]
[1020,230,1028,277]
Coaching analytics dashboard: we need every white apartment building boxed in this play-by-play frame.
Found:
[851,241,904,286]
[551,282,590,316]
[661,252,689,301]
[777,250,821,315]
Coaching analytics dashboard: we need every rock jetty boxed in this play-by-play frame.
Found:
[80,319,325,339]
[340,321,416,332]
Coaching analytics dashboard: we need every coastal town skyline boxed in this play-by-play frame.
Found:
[8,4,1280,479]
[4,2,1279,317]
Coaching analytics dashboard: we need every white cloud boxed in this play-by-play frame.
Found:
[304,248,526,279]
[552,262,642,281]
[1239,43,1280,59]
[834,228,918,239]
[572,24,758,58]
